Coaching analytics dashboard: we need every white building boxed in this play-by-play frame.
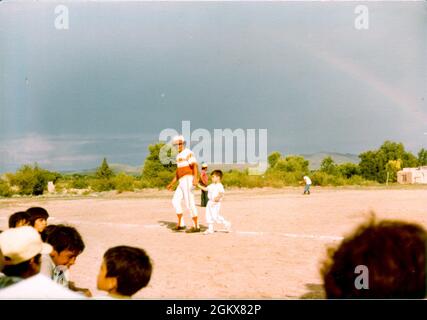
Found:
[397,166,427,184]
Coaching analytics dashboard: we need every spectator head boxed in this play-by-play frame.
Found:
[210,170,223,182]
[322,218,427,299]
[40,224,59,242]
[44,225,85,268]
[8,211,31,228]
[201,163,208,170]
[97,246,152,297]
[0,226,52,279]
[26,207,49,233]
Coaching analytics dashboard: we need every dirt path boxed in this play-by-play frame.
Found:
[0,187,426,299]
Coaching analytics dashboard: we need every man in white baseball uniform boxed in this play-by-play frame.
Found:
[166,135,200,233]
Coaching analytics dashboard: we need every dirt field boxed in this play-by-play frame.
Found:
[0,186,426,299]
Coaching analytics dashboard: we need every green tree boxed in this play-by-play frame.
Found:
[96,158,114,179]
[418,148,427,166]
[268,151,282,169]
[358,150,379,181]
[8,164,61,196]
[385,159,401,184]
[141,143,176,188]
[320,156,337,175]
[359,141,417,183]
[265,155,309,185]
[337,162,360,179]
[274,156,309,173]
[400,150,418,168]
[70,175,89,189]
[0,179,13,197]
[113,173,136,193]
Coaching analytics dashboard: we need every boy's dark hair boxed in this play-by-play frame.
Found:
[41,224,59,242]
[2,254,41,278]
[26,207,49,226]
[322,218,427,299]
[104,246,152,296]
[8,211,30,228]
[45,225,85,254]
[210,170,223,179]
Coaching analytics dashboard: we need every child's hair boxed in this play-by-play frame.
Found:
[8,211,31,228]
[45,225,85,254]
[321,218,427,299]
[210,170,223,179]
[104,246,152,296]
[26,207,49,226]
[41,224,59,242]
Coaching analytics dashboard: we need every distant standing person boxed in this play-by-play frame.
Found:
[303,175,312,195]
[199,163,209,207]
[166,135,200,233]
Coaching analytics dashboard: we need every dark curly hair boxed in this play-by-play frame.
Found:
[45,225,85,254]
[322,217,427,299]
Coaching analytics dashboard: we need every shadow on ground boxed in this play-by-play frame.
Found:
[299,283,325,299]
[158,220,208,233]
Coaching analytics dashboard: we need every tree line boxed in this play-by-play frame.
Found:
[0,141,426,197]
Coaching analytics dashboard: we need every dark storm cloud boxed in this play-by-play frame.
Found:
[0,1,425,172]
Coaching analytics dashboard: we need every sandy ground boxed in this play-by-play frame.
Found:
[0,186,426,299]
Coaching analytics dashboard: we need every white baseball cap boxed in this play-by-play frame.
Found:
[172,135,185,144]
[0,226,52,265]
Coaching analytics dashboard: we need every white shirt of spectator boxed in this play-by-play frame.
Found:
[303,176,312,185]
[40,254,70,287]
[40,254,55,278]
[0,274,84,299]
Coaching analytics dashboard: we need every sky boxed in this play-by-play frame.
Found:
[0,1,426,172]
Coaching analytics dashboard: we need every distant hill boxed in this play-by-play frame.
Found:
[60,163,142,176]
[109,163,142,175]
[59,152,359,175]
[205,163,259,172]
[300,152,359,170]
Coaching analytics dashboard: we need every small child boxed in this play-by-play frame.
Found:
[199,163,209,207]
[40,224,91,297]
[199,170,231,235]
[8,211,31,228]
[26,207,49,233]
[97,246,153,299]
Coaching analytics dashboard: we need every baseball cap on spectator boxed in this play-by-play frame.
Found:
[201,163,208,169]
[0,227,52,266]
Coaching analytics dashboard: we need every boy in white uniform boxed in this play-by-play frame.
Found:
[167,135,200,233]
[199,170,231,235]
